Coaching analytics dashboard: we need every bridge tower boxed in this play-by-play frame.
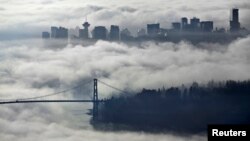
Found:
[93,78,99,120]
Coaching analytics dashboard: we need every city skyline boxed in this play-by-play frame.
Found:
[43,8,249,43]
[1,0,250,39]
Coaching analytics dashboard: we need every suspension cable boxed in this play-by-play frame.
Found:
[98,79,129,94]
[0,79,93,101]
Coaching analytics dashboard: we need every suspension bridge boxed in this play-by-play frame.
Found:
[0,78,127,120]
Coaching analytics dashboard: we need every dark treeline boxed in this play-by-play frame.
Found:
[93,80,250,134]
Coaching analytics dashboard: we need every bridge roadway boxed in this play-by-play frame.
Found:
[0,100,105,104]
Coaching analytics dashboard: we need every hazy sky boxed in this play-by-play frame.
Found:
[0,0,250,38]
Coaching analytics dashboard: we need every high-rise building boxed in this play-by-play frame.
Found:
[200,21,213,32]
[69,27,80,38]
[137,28,146,37]
[109,25,120,41]
[79,20,90,39]
[42,32,50,39]
[190,17,200,31]
[147,23,160,36]
[51,26,68,38]
[92,26,107,40]
[181,17,188,30]
[51,26,58,38]
[230,8,240,32]
[172,22,181,31]
[58,27,68,38]
[120,28,132,41]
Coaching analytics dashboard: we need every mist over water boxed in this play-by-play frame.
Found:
[1,36,250,140]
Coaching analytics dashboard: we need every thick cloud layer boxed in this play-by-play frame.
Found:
[1,37,250,98]
[1,37,250,140]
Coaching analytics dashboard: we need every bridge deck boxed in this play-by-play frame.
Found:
[0,100,104,104]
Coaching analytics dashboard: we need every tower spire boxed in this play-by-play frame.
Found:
[80,17,90,39]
